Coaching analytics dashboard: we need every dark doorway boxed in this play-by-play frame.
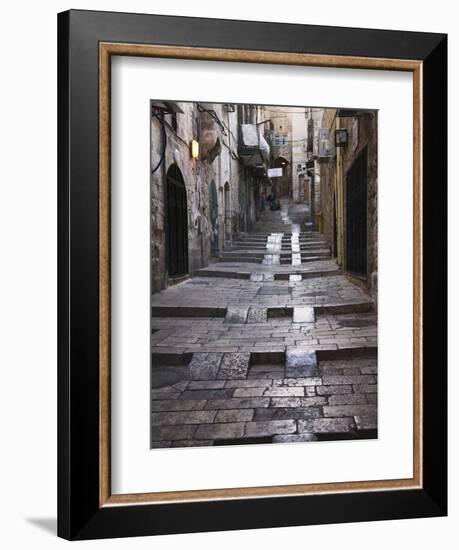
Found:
[333,192,338,258]
[345,147,368,276]
[166,164,188,277]
[274,157,290,197]
[209,180,219,256]
[224,182,231,242]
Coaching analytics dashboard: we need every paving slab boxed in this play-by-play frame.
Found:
[286,349,318,377]
[273,434,318,443]
[245,420,296,437]
[195,422,245,440]
[224,307,248,324]
[218,352,251,379]
[323,404,377,418]
[151,410,217,426]
[355,415,378,430]
[247,306,268,323]
[189,352,223,380]
[293,306,315,323]
[298,417,355,433]
[291,253,302,266]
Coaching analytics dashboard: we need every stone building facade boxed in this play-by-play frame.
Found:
[150,101,270,293]
[317,109,378,299]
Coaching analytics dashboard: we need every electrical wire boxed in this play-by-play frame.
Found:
[151,111,167,174]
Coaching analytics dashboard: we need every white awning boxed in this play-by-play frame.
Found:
[239,124,270,165]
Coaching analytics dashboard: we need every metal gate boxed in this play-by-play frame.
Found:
[345,147,367,276]
[166,164,188,277]
[209,180,219,256]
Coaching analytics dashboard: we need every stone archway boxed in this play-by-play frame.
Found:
[224,182,231,243]
[274,156,290,197]
[209,179,219,256]
[166,164,189,277]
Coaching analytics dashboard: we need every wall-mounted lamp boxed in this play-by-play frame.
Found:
[190,139,199,159]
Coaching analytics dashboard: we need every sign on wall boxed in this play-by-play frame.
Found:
[268,167,283,177]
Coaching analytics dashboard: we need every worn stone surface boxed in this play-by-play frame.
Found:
[195,422,245,440]
[151,411,217,426]
[180,389,233,400]
[293,307,315,323]
[262,254,280,266]
[171,440,213,447]
[255,407,322,421]
[273,434,318,443]
[189,353,223,380]
[234,387,266,397]
[328,393,367,405]
[280,377,322,386]
[355,415,378,430]
[286,349,318,377]
[151,399,207,412]
[245,420,296,437]
[225,379,273,388]
[250,272,264,282]
[150,198,377,449]
[264,387,305,397]
[291,253,302,266]
[353,384,377,393]
[298,417,355,433]
[316,384,353,396]
[247,306,268,324]
[366,393,378,405]
[218,352,251,380]
[322,375,375,386]
[300,396,327,407]
[215,409,254,423]
[323,404,377,418]
[270,397,302,408]
[224,307,249,324]
[205,397,271,410]
[187,380,226,390]
[151,425,197,441]
[151,366,190,388]
[151,387,182,400]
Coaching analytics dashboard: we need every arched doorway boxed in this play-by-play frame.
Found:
[224,182,231,243]
[166,164,188,277]
[274,156,290,197]
[345,147,368,276]
[209,180,219,256]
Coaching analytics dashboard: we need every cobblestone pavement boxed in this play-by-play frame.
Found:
[151,201,377,448]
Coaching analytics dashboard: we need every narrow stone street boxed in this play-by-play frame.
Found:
[151,200,377,448]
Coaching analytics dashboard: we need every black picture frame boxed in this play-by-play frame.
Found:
[57,9,447,540]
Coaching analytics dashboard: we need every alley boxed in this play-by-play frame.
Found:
[151,200,377,447]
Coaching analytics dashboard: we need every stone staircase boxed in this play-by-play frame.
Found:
[219,201,331,264]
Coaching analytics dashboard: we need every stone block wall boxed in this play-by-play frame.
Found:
[151,101,258,293]
[318,109,378,299]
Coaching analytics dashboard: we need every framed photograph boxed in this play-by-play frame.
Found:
[57,9,447,540]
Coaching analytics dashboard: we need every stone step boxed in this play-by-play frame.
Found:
[230,241,327,248]
[220,249,330,258]
[151,305,227,318]
[193,268,341,281]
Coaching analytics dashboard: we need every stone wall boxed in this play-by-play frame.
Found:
[151,101,258,293]
[318,109,378,299]
[319,109,338,253]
